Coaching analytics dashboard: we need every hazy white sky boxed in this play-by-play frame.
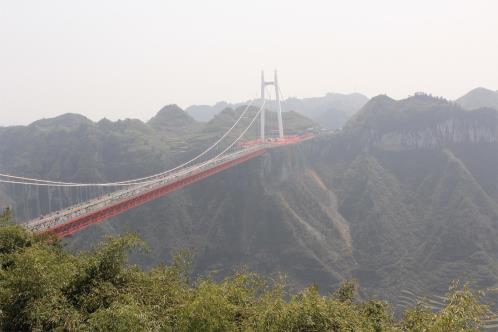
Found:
[1,0,497,125]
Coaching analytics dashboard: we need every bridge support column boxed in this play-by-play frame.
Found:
[274,70,284,138]
[260,71,266,141]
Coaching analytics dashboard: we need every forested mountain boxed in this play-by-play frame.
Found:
[186,92,369,130]
[457,87,498,111]
[2,95,498,311]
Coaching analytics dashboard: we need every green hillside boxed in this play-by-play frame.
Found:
[0,209,492,331]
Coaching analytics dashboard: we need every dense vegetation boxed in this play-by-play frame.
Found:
[0,208,493,331]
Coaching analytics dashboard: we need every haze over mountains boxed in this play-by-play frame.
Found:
[1,87,498,309]
[186,92,369,130]
[186,87,498,133]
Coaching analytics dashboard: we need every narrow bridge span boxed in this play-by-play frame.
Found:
[30,146,267,237]
[1,71,312,238]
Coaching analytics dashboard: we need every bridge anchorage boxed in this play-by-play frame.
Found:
[1,73,312,238]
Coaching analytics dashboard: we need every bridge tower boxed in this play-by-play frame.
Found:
[260,70,284,141]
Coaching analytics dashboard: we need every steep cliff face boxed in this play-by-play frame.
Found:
[346,94,498,150]
[304,137,498,303]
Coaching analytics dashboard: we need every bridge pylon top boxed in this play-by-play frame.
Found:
[260,70,284,141]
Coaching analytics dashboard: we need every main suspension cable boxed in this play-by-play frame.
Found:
[1,100,265,188]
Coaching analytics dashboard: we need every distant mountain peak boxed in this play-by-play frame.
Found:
[154,104,187,117]
[369,94,395,104]
[324,91,369,99]
[352,93,451,120]
[185,102,231,123]
[150,104,193,121]
[468,86,496,94]
[456,87,498,111]
[30,113,93,128]
[148,104,198,133]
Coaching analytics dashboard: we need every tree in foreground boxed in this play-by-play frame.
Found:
[0,208,493,331]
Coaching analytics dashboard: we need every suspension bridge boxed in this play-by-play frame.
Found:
[0,72,312,238]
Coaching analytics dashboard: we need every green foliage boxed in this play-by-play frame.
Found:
[430,281,489,331]
[0,214,493,331]
[333,279,358,303]
[0,207,12,224]
[401,304,434,331]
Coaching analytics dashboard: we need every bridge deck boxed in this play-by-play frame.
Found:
[33,147,266,237]
[24,134,312,238]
